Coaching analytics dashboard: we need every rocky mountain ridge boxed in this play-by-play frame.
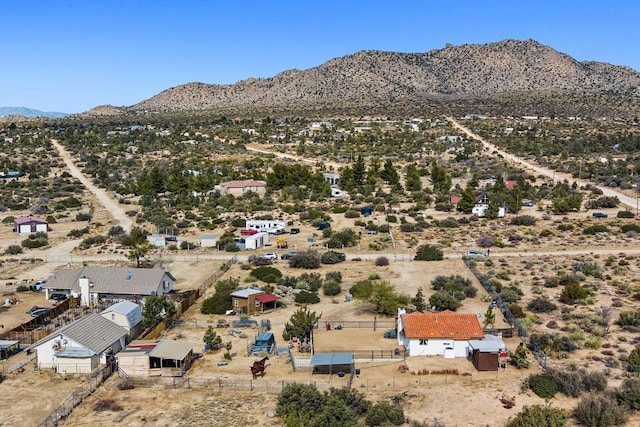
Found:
[130,39,640,112]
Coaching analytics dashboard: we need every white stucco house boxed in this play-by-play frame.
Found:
[27,313,128,373]
[397,308,485,358]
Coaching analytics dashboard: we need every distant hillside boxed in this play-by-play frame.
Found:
[131,39,640,112]
[0,107,68,118]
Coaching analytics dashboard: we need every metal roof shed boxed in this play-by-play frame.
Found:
[310,353,354,375]
[148,340,195,377]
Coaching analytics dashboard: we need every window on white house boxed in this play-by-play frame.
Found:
[419,339,428,345]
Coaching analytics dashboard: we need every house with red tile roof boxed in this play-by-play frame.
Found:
[397,308,484,357]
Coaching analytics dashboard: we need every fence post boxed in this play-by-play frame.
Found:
[219,379,222,391]
[250,379,253,391]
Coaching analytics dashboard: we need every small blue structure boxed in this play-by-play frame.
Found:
[252,332,276,355]
[310,353,355,375]
[361,206,373,216]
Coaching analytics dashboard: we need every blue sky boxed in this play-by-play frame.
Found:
[2,1,639,113]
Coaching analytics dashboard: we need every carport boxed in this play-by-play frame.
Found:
[310,353,354,375]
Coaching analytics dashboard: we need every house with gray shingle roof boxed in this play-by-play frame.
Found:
[28,313,128,373]
[101,300,144,339]
[44,266,175,306]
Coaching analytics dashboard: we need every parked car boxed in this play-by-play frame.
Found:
[522,201,534,207]
[317,221,331,230]
[240,229,259,235]
[466,250,488,258]
[367,229,378,235]
[31,279,46,292]
[261,252,278,260]
[280,251,298,260]
[290,228,300,234]
[592,212,608,218]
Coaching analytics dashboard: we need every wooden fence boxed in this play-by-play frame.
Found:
[322,319,396,331]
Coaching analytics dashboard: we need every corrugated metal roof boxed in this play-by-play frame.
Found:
[256,294,280,303]
[14,216,47,225]
[149,340,193,360]
[28,313,127,354]
[231,288,264,298]
[468,335,506,352]
[102,301,143,327]
[311,353,354,366]
[44,266,175,296]
[401,310,484,340]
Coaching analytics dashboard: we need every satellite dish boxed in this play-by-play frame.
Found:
[477,313,482,318]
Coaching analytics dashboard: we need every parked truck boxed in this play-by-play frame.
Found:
[276,236,288,249]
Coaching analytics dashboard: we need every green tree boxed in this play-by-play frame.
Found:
[381,159,400,188]
[411,287,427,312]
[506,404,569,427]
[203,326,223,350]
[429,291,462,311]
[366,281,410,315]
[353,155,366,187]
[404,164,422,192]
[458,186,476,213]
[283,306,322,341]
[276,383,326,425]
[142,295,176,328]
[311,396,358,427]
[415,244,444,261]
[484,305,496,328]
[430,162,451,194]
[365,401,405,426]
[627,345,640,373]
[200,278,239,314]
[124,228,151,267]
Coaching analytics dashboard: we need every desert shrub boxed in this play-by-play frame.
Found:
[627,345,640,373]
[16,285,29,292]
[375,256,389,266]
[295,291,320,304]
[365,401,404,426]
[560,282,589,304]
[350,280,373,299]
[325,271,342,283]
[572,393,627,427]
[200,278,239,314]
[252,266,282,283]
[344,210,360,218]
[323,280,342,296]
[67,226,90,237]
[4,244,23,255]
[557,223,574,231]
[477,235,495,247]
[276,383,326,424]
[550,369,607,397]
[505,404,569,427]
[108,225,125,237]
[429,291,462,311]
[621,223,640,233]
[399,223,416,232]
[530,333,578,354]
[78,235,106,249]
[75,212,92,221]
[615,377,640,410]
[527,297,557,313]
[1,216,15,224]
[414,244,443,261]
[511,215,537,226]
[583,224,610,235]
[617,310,640,331]
[586,196,619,209]
[539,228,553,237]
[298,273,323,292]
[290,250,321,269]
[500,288,522,304]
[248,255,273,266]
[434,217,459,228]
[527,372,560,398]
[617,210,635,218]
[327,229,357,248]
[572,261,603,278]
[431,275,476,299]
[508,304,526,318]
[321,251,345,264]
[21,232,48,249]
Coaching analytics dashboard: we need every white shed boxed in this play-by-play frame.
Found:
[199,236,217,248]
[244,232,269,250]
[54,348,99,374]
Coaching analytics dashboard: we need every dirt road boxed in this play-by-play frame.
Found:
[448,117,639,211]
[246,144,343,170]
[50,139,133,232]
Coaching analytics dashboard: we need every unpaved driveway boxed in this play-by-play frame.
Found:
[50,139,133,232]
[448,117,638,210]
